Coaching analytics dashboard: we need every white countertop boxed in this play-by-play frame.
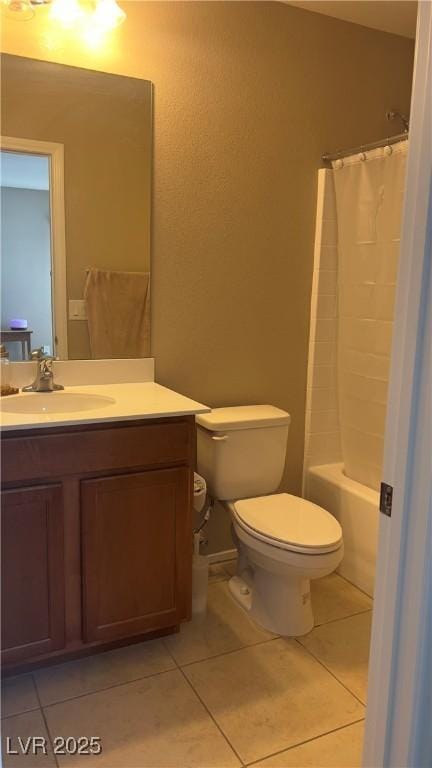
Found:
[0,382,210,432]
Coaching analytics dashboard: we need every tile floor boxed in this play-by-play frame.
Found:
[1,563,372,768]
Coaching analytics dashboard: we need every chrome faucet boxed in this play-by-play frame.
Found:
[22,349,64,393]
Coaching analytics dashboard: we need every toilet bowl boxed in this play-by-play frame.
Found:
[226,494,343,635]
[196,405,344,637]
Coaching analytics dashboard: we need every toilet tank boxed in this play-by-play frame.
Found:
[196,405,290,501]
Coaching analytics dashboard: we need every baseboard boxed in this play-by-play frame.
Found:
[207,549,237,564]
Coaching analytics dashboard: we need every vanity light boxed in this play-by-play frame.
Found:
[90,0,125,30]
[80,0,125,47]
[50,0,84,27]
[2,0,126,30]
[1,0,36,21]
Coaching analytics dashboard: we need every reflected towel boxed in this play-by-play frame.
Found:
[84,268,150,359]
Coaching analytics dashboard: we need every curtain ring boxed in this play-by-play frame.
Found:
[334,158,344,170]
[359,152,367,161]
[384,145,393,156]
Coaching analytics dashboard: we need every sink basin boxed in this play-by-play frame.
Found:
[1,392,116,415]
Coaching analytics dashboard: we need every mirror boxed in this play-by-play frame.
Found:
[0,53,152,361]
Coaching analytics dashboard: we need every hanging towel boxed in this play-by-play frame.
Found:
[84,268,150,359]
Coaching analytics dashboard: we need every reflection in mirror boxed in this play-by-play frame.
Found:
[0,54,152,361]
[1,151,53,360]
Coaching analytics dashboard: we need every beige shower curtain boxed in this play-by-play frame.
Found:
[332,141,408,490]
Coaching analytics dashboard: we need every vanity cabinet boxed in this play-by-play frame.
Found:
[1,417,195,674]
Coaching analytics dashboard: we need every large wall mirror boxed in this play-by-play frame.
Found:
[1,54,152,361]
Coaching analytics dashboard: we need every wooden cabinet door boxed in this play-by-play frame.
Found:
[1,485,66,665]
[81,467,191,643]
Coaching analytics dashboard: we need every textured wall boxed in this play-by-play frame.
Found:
[1,2,414,550]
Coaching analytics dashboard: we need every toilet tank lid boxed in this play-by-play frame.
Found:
[196,405,291,431]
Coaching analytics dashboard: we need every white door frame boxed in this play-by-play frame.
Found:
[1,135,68,359]
[363,3,432,766]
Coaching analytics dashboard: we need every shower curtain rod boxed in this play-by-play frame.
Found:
[322,131,408,163]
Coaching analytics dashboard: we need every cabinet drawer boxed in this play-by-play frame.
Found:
[1,419,194,484]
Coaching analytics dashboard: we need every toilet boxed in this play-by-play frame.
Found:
[196,405,344,636]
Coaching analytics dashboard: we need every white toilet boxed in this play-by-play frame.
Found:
[196,405,344,636]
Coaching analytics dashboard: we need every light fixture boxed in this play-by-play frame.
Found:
[80,0,125,49]
[90,0,125,30]
[2,0,126,32]
[1,0,36,21]
[49,0,83,27]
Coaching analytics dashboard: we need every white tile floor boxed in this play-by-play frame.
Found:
[1,563,372,768]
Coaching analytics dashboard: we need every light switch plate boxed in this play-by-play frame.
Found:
[69,299,87,320]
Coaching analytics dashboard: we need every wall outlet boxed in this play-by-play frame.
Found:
[69,300,87,320]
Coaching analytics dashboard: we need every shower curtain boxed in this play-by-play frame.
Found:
[332,141,408,491]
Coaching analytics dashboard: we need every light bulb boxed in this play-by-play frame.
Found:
[50,0,83,27]
[81,16,106,48]
[1,0,35,21]
[91,0,125,31]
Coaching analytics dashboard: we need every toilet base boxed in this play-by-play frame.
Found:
[228,575,252,612]
[226,513,343,637]
[228,571,314,637]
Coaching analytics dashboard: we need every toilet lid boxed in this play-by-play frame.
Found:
[233,493,342,553]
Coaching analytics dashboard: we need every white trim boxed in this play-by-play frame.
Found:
[363,3,432,766]
[1,135,68,359]
[302,169,325,496]
[207,549,237,565]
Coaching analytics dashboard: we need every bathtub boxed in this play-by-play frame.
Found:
[305,462,379,597]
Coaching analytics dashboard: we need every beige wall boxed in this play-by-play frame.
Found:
[1,2,414,549]
[1,54,152,359]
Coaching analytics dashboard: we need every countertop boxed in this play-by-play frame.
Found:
[0,382,210,432]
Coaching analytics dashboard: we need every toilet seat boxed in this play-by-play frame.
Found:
[232,493,342,554]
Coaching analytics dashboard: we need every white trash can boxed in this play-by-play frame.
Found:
[192,473,209,615]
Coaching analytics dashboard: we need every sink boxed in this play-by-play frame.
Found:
[1,392,116,415]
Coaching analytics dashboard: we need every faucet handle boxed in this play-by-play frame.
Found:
[31,348,54,363]
[30,347,45,361]
[30,347,55,360]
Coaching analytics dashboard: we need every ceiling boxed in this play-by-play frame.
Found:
[1,152,50,192]
[285,1,417,39]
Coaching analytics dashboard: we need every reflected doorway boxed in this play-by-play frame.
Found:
[1,150,53,360]
[0,136,67,360]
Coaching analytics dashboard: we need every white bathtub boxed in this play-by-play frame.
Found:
[306,462,379,597]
